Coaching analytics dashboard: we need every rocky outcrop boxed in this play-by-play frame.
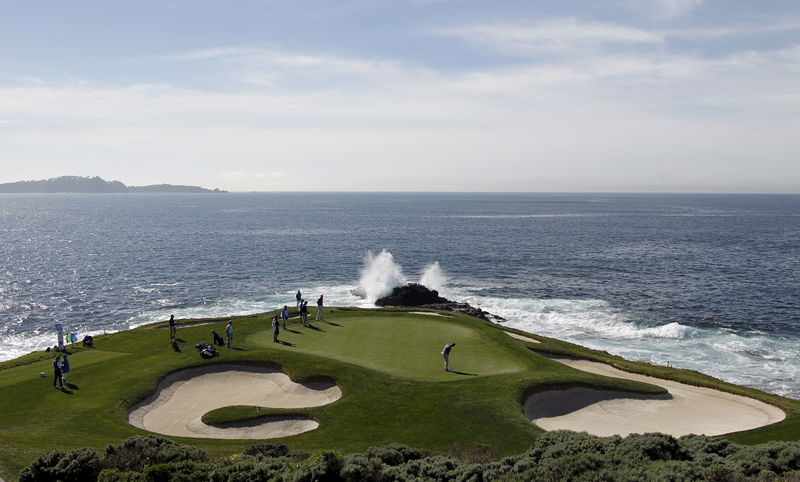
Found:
[374,283,448,306]
[375,283,505,322]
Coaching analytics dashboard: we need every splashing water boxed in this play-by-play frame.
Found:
[356,250,407,302]
[420,262,448,292]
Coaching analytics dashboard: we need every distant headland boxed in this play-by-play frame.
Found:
[0,176,226,193]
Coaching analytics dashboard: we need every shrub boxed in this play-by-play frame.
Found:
[613,433,689,462]
[243,442,291,458]
[341,453,385,481]
[679,434,738,458]
[19,447,102,482]
[365,443,424,466]
[449,442,497,465]
[97,469,142,482]
[103,436,207,472]
[303,452,343,482]
[530,430,620,462]
[139,460,210,482]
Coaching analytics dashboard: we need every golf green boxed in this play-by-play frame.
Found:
[249,311,531,380]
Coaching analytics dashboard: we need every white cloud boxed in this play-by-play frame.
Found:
[2,43,799,192]
[631,0,705,20]
[438,18,663,55]
[664,17,800,39]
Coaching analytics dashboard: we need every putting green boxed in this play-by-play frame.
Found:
[248,311,530,380]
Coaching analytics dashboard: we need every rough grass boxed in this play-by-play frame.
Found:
[0,307,797,481]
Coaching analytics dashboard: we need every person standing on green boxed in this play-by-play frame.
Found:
[295,290,302,308]
[168,315,176,340]
[225,321,233,348]
[52,355,63,389]
[300,300,309,327]
[272,315,280,343]
[60,354,71,385]
[281,305,289,329]
[442,343,456,372]
[316,295,324,321]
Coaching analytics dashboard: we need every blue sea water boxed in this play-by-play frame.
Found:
[1,193,798,398]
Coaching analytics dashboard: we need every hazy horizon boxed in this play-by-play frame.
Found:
[2,1,799,193]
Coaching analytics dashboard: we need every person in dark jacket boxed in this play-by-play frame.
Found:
[442,343,456,371]
[53,355,63,389]
[272,315,280,343]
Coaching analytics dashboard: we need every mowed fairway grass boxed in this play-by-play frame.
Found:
[249,311,530,380]
[1,307,798,480]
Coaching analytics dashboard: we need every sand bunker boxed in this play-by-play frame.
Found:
[409,311,452,317]
[129,364,341,439]
[525,356,785,437]
[504,331,541,344]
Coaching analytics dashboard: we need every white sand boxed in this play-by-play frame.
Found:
[408,311,452,317]
[128,364,341,439]
[504,331,541,344]
[525,355,785,437]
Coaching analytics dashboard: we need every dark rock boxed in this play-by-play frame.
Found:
[375,283,448,307]
[375,283,505,322]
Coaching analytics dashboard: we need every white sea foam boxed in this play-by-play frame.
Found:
[442,286,800,399]
[420,262,447,292]
[355,250,407,302]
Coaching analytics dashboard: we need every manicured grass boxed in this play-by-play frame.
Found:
[249,311,530,380]
[0,307,798,481]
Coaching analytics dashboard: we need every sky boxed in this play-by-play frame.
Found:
[1,0,799,192]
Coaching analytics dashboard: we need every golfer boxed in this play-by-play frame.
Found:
[442,343,456,371]
[272,315,280,343]
[168,315,176,340]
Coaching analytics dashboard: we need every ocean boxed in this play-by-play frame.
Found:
[1,192,798,399]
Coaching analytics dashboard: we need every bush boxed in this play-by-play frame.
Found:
[139,460,210,482]
[300,452,343,482]
[530,430,620,461]
[97,469,142,482]
[365,444,423,466]
[103,436,207,473]
[243,442,290,458]
[449,442,497,465]
[613,433,689,462]
[19,447,102,482]
[341,453,385,481]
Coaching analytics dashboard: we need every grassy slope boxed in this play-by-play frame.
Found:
[0,308,797,480]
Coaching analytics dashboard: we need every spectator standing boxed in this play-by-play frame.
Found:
[295,290,302,308]
[60,354,71,385]
[300,300,308,327]
[52,355,63,389]
[168,315,176,340]
[316,295,324,321]
[225,321,234,348]
[281,305,289,329]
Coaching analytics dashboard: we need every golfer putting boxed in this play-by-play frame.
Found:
[442,342,455,371]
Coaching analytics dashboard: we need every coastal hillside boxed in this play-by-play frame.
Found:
[0,175,225,193]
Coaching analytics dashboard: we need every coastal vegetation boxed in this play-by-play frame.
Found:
[1,308,799,481]
[20,433,800,481]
